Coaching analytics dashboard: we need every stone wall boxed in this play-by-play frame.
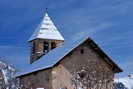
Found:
[20,69,52,89]
[52,41,114,89]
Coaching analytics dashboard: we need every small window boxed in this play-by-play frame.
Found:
[43,42,49,53]
[80,49,84,54]
[32,42,36,54]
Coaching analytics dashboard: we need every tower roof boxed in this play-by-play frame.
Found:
[28,12,64,42]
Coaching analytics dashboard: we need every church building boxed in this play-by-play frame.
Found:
[16,11,122,89]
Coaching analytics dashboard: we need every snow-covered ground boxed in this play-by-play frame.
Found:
[115,75,133,89]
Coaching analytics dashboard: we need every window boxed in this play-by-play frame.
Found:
[43,42,49,53]
[80,49,84,54]
[51,42,56,49]
[32,42,36,54]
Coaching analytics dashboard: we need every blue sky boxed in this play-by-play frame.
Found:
[0,0,133,77]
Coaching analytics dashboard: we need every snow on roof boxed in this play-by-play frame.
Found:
[16,35,122,77]
[28,12,64,41]
[16,36,89,77]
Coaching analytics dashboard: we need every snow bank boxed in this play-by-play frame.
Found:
[115,75,133,89]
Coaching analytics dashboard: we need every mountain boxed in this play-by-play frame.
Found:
[0,60,19,89]
[114,75,133,89]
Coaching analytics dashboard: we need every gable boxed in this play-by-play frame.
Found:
[87,39,123,73]
[54,39,122,73]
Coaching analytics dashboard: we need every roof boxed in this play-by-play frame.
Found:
[28,12,64,42]
[16,36,122,77]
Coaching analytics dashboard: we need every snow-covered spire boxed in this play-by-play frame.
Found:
[28,10,64,42]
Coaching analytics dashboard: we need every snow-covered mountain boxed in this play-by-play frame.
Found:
[0,60,19,89]
[114,75,133,89]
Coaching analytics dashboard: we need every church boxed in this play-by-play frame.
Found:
[15,11,122,89]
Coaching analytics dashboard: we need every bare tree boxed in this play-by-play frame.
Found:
[71,63,114,89]
[113,82,128,89]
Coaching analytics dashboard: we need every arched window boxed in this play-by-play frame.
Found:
[51,42,56,49]
[43,41,49,53]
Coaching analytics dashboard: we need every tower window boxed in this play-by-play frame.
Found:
[32,42,36,54]
[43,42,49,53]
[51,42,56,49]
[80,49,84,54]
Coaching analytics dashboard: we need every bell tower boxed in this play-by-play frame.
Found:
[28,10,64,64]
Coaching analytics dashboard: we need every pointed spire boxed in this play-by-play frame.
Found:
[28,10,64,42]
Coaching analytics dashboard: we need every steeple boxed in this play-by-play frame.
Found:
[29,10,64,64]
[28,10,64,42]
